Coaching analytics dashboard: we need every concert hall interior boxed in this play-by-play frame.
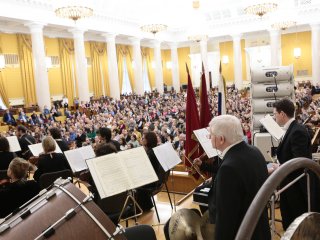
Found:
[1,0,320,239]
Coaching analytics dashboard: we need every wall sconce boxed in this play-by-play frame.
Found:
[151,60,156,69]
[294,48,301,59]
[0,55,5,69]
[45,56,52,69]
[222,55,229,64]
[166,61,172,69]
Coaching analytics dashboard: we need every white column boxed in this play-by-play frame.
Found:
[26,23,51,110]
[169,43,180,93]
[232,34,243,89]
[311,24,320,86]
[269,29,282,66]
[153,41,164,94]
[130,37,144,95]
[103,34,120,99]
[200,39,210,89]
[69,28,90,103]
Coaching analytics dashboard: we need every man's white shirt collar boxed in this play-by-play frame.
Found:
[283,118,295,131]
[221,140,243,158]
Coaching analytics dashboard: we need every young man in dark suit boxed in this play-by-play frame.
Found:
[208,115,270,240]
[16,125,36,160]
[273,98,314,230]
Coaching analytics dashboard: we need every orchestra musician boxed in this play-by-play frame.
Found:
[33,136,70,182]
[207,115,270,240]
[0,158,40,218]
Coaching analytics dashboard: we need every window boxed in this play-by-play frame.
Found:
[121,58,132,94]
[143,59,151,92]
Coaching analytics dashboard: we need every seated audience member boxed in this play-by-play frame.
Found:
[43,105,50,115]
[16,125,36,160]
[136,131,165,211]
[3,109,16,126]
[0,158,40,218]
[62,95,69,108]
[49,127,69,152]
[97,127,121,151]
[0,137,17,170]
[33,136,70,182]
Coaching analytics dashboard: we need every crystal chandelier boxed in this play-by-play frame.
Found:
[271,20,296,30]
[140,24,168,35]
[244,2,278,17]
[55,0,93,22]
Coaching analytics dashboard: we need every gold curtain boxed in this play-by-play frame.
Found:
[0,73,9,108]
[141,47,153,89]
[0,45,9,107]
[90,42,109,97]
[17,34,37,107]
[58,39,76,105]
[116,45,134,92]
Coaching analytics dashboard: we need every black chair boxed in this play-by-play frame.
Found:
[123,224,157,240]
[38,169,73,189]
[0,170,8,181]
[142,171,173,223]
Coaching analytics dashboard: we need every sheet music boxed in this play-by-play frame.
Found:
[259,114,284,141]
[7,136,21,152]
[193,128,219,158]
[153,143,181,171]
[28,141,62,156]
[120,147,158,189]
[64,146,95,172]
[86,147,158,199]
[86,154,129,199]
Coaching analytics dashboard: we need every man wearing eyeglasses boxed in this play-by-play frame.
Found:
[207,115,270,240]
[273,98,315,230]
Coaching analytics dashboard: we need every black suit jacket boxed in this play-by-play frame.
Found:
[0,179,40,218]
[3,113,15,124]
[277,120,312,164]
[33,153,71,182]
[0,152,16,170]
[209,141,270,240]
[276,120,315,229]
[17,134,36,159]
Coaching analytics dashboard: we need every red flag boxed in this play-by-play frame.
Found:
[185,63,200,167]
[200,63,211,128]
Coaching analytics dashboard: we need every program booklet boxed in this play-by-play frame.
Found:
[86,146,158,199]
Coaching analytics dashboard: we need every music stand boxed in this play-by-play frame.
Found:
[118,189,143,225]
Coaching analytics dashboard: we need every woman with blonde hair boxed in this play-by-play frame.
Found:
[0,158,40,218]
[33,136,70,182]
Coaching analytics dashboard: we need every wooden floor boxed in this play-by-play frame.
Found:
[78,183,284,240]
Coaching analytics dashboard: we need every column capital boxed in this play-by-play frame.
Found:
[129,37,141,46]
[152,40,162,48]
[310,23,320,32]
[24,22,46,33]
[68,28,86,38]
[232,34,242,41]
[269,29,281,37]
[167,42,178,49]
[102,33,117,42]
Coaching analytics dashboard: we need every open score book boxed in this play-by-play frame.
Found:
[86,146,159,199]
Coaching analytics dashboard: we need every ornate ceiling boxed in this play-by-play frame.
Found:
[0,0,319,47]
